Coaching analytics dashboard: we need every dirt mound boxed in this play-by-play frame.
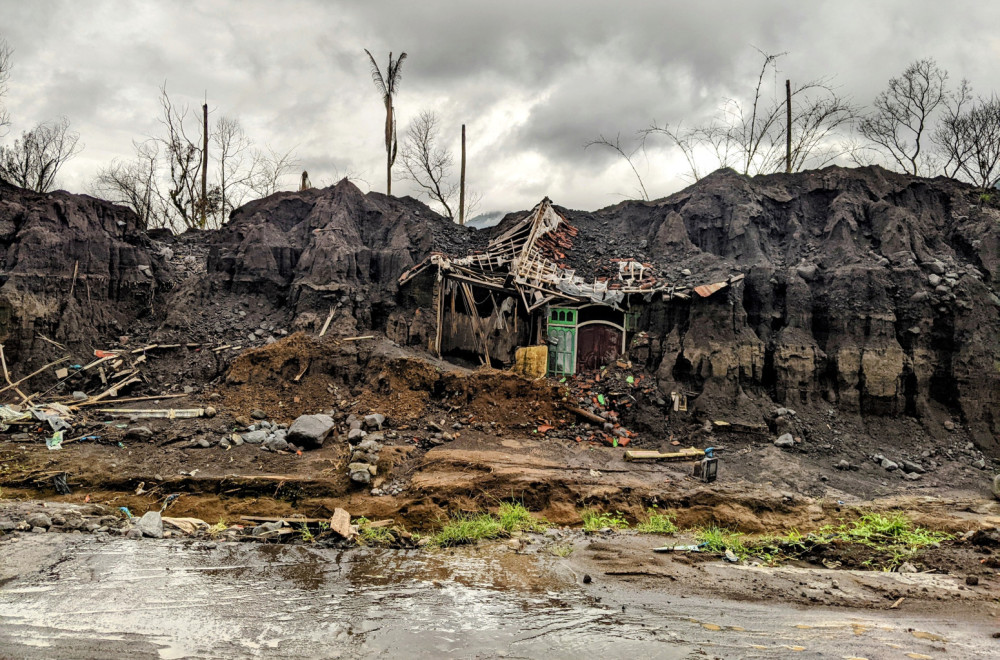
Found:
[0,180,170,369]
[548,167,998,447]
[203,179,485,336]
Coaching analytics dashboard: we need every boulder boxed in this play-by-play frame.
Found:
[242,430,268,444]
[880,458,899,471]
[773,434,795,448]
[286,414,335,449]
[25,513,52,529]
[347,428,367,443]
[363,413,386,430]
[136,511,163,539]
[125,426,153,440]
[901,460,926,474]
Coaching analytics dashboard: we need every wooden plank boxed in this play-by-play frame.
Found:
[239,515,329,524]
[318,306,336,337]
[624,448,704,462]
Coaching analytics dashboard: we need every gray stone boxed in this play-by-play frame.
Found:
[125,426,153,440]
[25,513,52,529]
[0,519,16,532]
[242,430,268,444]
[928,261,945,275]
[265,437,288,452]
[972,458,986,470]
[880,458,899,471]
[943,420,955,431]
[928,274,942,287]
[230,433,244,447]
[350,450,377,464]
[71,391,88,401]
[356,438,383,454]
[901,460,926,474]
[835,460,851,470]
[774,433,795,448]
[349,467,372,485]
[136,511,164,538]
[364,413,386,430]
[795,264,817,281]
[259,420,272,429]
[194,438,211,449]
[910,290,931,302]
[992,474,1000,500]
[250,409,267,420]
[219,438,231,450]
[252,521,285,537]
[898,561,918,573]
[903,472,922,481]
[125,528,143,539]
[347,428,367,443]
[287,414,336,449]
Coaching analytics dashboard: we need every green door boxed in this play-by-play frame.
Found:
[547,308,577,376]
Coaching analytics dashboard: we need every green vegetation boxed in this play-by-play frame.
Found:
[696,526,749,557]
[635,508,678,534]
[207,519,228,539]
[822,512,952,568]
[549,544,574,557]
[580,508,629,532]
[690,513,951,569]
[433,502,546,547]
[354,517,397,546]
[299,523,314,543]
[978,191,993,204]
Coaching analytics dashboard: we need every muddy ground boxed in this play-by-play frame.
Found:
[2,334,999,623]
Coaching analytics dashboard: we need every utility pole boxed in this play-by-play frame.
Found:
[201,99,209,228]
[459,124,466,225]
[785,79,792,174]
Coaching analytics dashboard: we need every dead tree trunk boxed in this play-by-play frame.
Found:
[459,124,466,225]
[201,102,209,227]
[785,79,791,173]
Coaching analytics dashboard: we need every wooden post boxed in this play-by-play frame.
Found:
[785,79,792,174]
[201,101,209,227]
[459,124,466,225]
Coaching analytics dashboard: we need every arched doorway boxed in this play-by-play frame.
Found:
[576,323,623,371]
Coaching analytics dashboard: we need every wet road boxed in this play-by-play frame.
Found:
[0,535,992,659]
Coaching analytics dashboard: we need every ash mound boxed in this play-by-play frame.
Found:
[554,167,998,445]
[0,179,169,360]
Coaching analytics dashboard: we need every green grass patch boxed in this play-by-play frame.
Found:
[695,526,749,557]
[635,508,678,534]
[823,512,952,569]
[433,502,546,547]
[580,508,629,532]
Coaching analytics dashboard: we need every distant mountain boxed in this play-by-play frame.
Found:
[465,211,509,230]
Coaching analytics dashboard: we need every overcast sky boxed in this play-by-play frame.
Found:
[2,0,999,215]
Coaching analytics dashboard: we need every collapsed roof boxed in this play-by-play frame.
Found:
[399,198,742,310]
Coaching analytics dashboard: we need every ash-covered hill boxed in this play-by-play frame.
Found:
[549,167,998,445]
[0,179,170,363]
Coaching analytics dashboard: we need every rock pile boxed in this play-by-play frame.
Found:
[346,413,386,486]
[222,416,296,452]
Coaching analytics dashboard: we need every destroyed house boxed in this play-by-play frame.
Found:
[398,198,741,376]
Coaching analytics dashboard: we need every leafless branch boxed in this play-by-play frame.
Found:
[0,116,82,192]
[585,132,649,201]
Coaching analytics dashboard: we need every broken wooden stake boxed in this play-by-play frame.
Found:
[318,306,336,337]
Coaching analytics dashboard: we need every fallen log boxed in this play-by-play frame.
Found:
[563,404,607,426]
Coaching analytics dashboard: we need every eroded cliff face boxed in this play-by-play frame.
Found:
[0,180,169,360]
[585,167,998,446]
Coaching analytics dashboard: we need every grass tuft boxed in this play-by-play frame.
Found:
[580,508,629,532]
[635,508,678,534]
[433,502,545,547]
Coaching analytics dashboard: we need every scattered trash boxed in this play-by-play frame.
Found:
[653,543,705,553]
[119,507,134,519]
[52,473,71,495]
[724,549,738,562]
[46,430,64,450]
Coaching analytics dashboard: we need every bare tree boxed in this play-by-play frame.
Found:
[401,111,458,217]
[0,116,82,192]
[932,79,974,179]
[611,50,856,186]
[157,84,204,229]
[585,133,649,200]
[364,49,407,195]
[247,145,297,199]
[213,114,253,217]
[933,94,1000,190]
[91,139,162,228]
[859,58,949,176]
[0,38,11,137]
